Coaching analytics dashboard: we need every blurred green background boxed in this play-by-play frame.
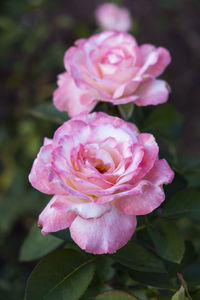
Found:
[0,0,200,299]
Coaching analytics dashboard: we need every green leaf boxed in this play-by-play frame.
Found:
[95,290,139,300]
[163,188,200,220]
[51,228,72,241]
[193,290,200,300]
[28,103,69,124]
[164,172,188,199]
[96,256,115,281]
[182,264,200,287]
[180,241,197,270]
[80,282,104,300]
[143,103,183,142]
[129,270,175,289]
[147,219,185,263]
[130,289,148,300]
[25,249,96,300]
[118,103,134,120]
[173,155,200,187]
[19,223,63,262]
[113,241,166,273]
[171,286,188,300]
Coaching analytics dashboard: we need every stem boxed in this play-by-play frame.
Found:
[135,224,146,232]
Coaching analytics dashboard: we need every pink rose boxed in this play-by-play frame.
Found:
[53,31,171,117]
[95,3,132,32]
[29,112,174,254]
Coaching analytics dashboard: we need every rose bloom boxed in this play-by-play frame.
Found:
[53,31,171,117]
[29,112,174,254]
[95,2,132,32]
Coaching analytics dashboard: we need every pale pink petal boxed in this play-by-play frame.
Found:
[140,44,156,60]
[92,124,133,145]
[51,197,112,219]
[53,72,97,117]
[29,144,64,195]
[140,46,171,77]
[71,64,119,98]
[116,144,144,185]
[38,196,76,235]
[64,46,77,72]
[70,206,137,254]
[134,79,170,106]
[134,133,159,180]
[144,159,174,185]
[113,77,141,99]
[80,112,139,138]
[53,119,90,146]
[71,174,113,191]
[112,95,139,105]
[75,38,87,47]
[115,182,165,215]
[80,183,133,200]
[53,175,93,202]
[96,180,147,204]
[89,30,136,49]
[49,150,94,201]
[44,137,52,146]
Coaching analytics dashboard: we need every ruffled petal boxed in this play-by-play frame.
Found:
[140,45,171,77]
[135,133,159,180]
[140,44,155,60]
[79,112,139,139]
[134,79,170,106]
[28,143,64,195]
[113,75,142,99]
[115,182,165,215]
[53,119,88,147]
[53,72,97,117]
[144,159,174,185]
[38,196,76,235]
[70,206,137,254]
[51,197,112,219]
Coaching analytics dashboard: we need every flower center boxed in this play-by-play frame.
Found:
[83,144,112,174]
[94,160,110,174]
[102,48,125,65]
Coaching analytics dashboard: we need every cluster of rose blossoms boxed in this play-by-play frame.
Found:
[29,3,174,255]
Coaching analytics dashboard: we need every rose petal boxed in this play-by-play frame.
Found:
[140,44,156,59]
[70,206,137,254]
[96,179,148,204]
[140,45,171,77]
[38,196,76,235]
[53,119,90,146]
[133,133,159,181]
[134,79,170,106]
[113,75,142,99]
[44,137,53,146]
[144,159,174,185]
[116,144,144,185]
[52,198,112,219]
[29,143,64,195]
[92,124,133,145]
[81,112,139,139]
[115,182,165,215]
[53,72,97,117]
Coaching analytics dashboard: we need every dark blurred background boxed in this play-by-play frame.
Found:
[0,0,200,298]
